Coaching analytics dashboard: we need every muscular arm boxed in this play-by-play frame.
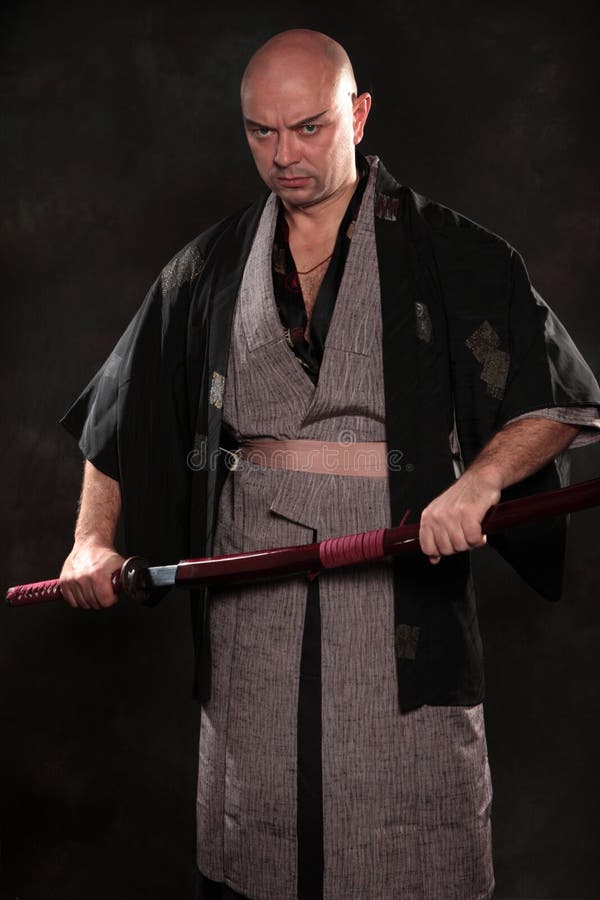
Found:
[419,417,581,564]
[59,460,126,608]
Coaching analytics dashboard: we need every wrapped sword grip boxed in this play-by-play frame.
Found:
[5,556,150,607]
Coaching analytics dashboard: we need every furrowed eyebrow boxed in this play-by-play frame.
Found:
[288,109,329,128]
[243,109,329,130]
[243,118,271,129]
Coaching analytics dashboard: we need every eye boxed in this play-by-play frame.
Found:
[299,123,319,135]
[252,127,273,138]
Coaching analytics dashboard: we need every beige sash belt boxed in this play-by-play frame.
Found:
[236,439,388,478]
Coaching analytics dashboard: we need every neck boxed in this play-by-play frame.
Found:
[281,166,359,237]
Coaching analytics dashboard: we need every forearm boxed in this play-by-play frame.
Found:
[74,459,122,547]
[467,417,581,492]
[60,460,124,608]
[419,417,580,563]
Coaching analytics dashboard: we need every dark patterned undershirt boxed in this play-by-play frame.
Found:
[271,155,369,384]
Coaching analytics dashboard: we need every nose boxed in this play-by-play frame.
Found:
[273,131,300,169]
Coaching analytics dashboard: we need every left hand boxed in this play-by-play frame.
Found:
[419,467,502,565]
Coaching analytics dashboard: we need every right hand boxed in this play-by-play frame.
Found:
[59,541,126,609]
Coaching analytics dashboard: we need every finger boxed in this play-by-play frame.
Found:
[421,508,457,557]
[73,575,101,610]
[430,526,455,557]
[60,581,79,609]
[84,578,103,610]
[96,576,119,608]
[462,519,487,548]
[70,580,92,610]
[428,513,477,555]
[419,524,442,564]
[419,522,439,558]
[447,520,477,554]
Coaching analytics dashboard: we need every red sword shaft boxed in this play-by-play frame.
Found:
[6,475,600,607]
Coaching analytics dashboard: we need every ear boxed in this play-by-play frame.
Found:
[352,92,372,144]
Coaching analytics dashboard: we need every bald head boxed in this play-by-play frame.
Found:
[241,29,357,104]
[240,29,370,210]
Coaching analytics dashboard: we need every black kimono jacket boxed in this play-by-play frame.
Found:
[61,158,600,712]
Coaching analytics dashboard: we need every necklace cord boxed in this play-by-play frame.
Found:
[296,253,334,276]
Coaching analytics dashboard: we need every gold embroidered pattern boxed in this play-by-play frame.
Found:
[465,321,510,400]
[209,371,226,409]
[160,245,205,292]
[415,301,432,343]
[374,192,400,222]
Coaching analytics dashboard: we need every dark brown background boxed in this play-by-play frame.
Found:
[1,1,599,897]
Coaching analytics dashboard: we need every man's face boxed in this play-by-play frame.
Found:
[241,59,370,209]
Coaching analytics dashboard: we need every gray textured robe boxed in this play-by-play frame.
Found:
[196,164,494,899]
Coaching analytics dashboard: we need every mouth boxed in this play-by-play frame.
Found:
[275,176,311,188]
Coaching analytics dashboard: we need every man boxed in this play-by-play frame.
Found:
[59,29,600,900]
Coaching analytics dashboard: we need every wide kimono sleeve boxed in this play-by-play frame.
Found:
[60,241,206,568]
[60,309,145,482]
[445,236,600,602]
[495,247,600,436]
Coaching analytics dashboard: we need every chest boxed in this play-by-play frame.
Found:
[297,265,328,320]
[289,234,336,322]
